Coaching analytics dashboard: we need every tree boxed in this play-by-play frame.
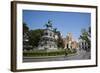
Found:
[23,22,33,50]
[23,22,29,34]
[80,29,89,41]
[23,23,44,49]
[28,29,44,48]
[57,37,64,48]
[79,26,91,51]
[55,31,64,49]
[23,22,30,41]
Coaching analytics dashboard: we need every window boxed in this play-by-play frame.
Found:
[50,45,51,48]
[67,44,69,48]
[50,33,52,36]
[45,32,48,35]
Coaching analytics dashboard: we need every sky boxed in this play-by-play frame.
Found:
[23,10,91,40]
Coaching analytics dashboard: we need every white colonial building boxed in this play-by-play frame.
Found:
[38,20,58,50]
[78,39,89,51]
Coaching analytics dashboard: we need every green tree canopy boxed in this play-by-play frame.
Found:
[23,22,29,34]
[28,29,44,48]
[56,31,64,48]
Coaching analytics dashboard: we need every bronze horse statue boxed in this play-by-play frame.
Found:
[45,20,52,28]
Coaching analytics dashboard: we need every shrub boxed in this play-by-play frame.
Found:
[23,49,76,57]
[23,49,65,57]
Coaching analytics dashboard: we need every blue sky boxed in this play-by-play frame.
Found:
[23,10,91,40]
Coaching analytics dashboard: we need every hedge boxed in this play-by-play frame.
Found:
[23,50,65,57]
[23,49,76,57]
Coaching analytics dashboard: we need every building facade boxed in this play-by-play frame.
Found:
[78,39,89,51]
[38,20,58,50]
[63,33,78,50]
